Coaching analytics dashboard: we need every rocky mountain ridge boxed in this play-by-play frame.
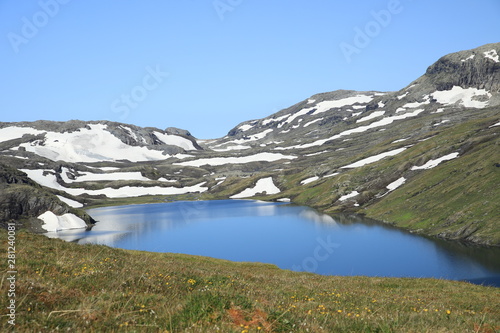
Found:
[1,42,499,245]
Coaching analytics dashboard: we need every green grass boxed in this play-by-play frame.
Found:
[364,117,500,245]
[2,230,499,332]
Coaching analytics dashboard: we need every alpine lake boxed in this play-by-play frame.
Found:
[46,200,500,287]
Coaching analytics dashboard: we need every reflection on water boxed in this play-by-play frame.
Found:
[46,200,500,286]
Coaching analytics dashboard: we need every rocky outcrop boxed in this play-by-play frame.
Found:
[425,43,500,92]
[0,164,95,232]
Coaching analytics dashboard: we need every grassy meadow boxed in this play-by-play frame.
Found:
[1,229,499,332]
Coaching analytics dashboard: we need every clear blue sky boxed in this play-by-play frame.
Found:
[1,0,499,139]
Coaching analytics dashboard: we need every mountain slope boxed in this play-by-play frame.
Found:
[0,163,95,232]
[1,43,499,245]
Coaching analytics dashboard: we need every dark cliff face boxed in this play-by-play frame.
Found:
[0,164,95,231]
[425,43,500,92]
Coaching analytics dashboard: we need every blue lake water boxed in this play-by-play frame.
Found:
[46,200,500,286]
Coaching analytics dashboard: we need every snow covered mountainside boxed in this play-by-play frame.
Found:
[1,43,499,245]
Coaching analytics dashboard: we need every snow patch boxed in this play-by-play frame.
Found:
[339,191,359,201]
[21,169,208,198]
[304,118,323,127]
[402,95,430,109]
[61,170,151,183]
[397,92,409,100]
[276,109,425,150]
[153,131,197,151]
[461,54,475,62]
[262,114,289,126]
[238,124,254,132]
[484,50,499,63]
[212,145,252,152]
[174,152,296,167]
[356,111,385,123]
[300,176,319,185]
[324,173,339,178]
[230,177,280,198]
[38,211,87,232]
[386,177,406,191]
[311,95,373,115]
[433,120,450,126]
[392,137,409,143]
[283,107,314,125]
[56,195,83,208]
[305,150,328,157]
[411,152,459,170]
[341,148,407,168]
[97,167,120,171]
[432,86,491,108]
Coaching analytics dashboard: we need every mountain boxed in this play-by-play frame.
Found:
[1,43,499,245]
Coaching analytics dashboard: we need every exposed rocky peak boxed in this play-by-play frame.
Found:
[215,90,383,150]
[425,42,500,92]
[0,120,203,163]
[165,127,192,137]
[207,43,499,153]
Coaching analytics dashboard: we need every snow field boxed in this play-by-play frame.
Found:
[4,124,197,163]
[432,86,491,108]
[174,152,296,167]
[21,168,208,198]
[277,109,425,150]
[0,126,45,142]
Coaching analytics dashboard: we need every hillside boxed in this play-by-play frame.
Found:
[0,43,499,245]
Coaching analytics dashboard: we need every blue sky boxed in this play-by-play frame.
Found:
[1,0,499,139]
